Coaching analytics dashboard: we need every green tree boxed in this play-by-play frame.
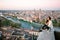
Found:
[52,19,57,27]
[57,22,60,27]
[41,19,45,24]
[36,18,40,23]
[10,22,21,28]
[1,19,11,26]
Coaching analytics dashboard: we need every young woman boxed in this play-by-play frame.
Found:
[37,16,55,40]
[37,23,51,40]
[47,16,55,40]
[47,16,54,31]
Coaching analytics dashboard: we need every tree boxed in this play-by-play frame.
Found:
[10,22,21,28]
[1,19,11,26]
[52,19,57,27]
[36,17,40,23]
[41,19,45,24]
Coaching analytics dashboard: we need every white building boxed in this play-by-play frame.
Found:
[0,12,3,16]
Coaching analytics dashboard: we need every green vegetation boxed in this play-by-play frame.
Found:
[1,19,11,26]
[52,19,58,27]
[35,18,40,23]
[0,16,21,28]
[41,19,45,24]
[10,22,21,28]
[19,19,31,24]
[12,16,17,18]
[52,19,60,27]
[32,18,41,24]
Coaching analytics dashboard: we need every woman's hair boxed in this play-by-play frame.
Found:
[48,16,51,20]
[46,20,49,23]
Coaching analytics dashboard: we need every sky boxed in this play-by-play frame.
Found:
[0,0,60,10]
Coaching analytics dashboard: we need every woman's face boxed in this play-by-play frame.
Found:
[47,17,49,20]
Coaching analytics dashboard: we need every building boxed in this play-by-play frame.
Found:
[0,12,3,16]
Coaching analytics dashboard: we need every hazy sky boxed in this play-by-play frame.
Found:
[0,0,60,10]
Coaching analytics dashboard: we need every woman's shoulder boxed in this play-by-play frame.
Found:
[49,20,52,22]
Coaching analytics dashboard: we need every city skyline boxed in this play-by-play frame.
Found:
[0,0,60,10]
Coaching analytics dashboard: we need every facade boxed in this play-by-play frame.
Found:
[0,12,3,16]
